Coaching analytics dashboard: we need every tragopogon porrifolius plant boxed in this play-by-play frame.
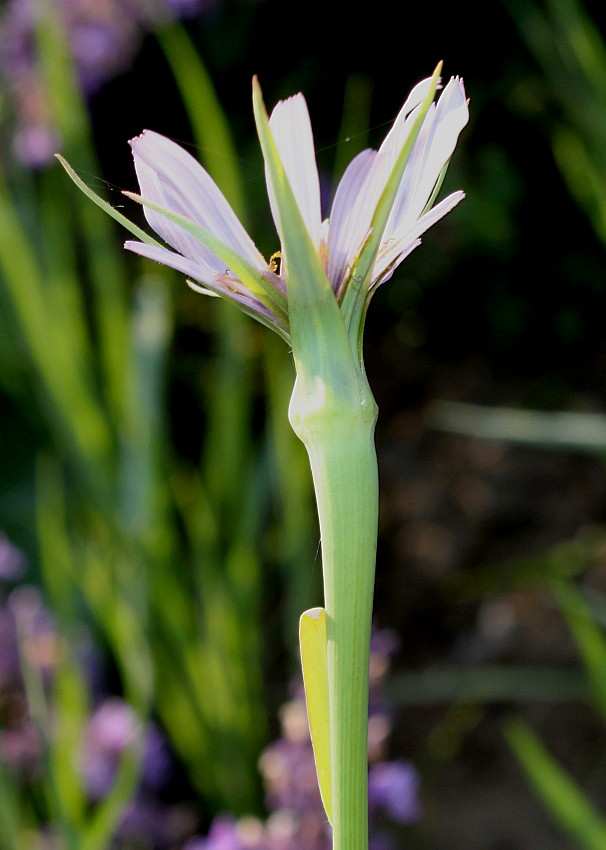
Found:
[59,64,468,850]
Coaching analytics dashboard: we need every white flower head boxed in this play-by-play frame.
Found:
[119,69,468,341]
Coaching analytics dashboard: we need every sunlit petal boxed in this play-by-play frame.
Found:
[125,239,279,322]
[387,78,468,236]
[130,130,266,270]
[269,93,322,248]
[125,239,223,286]
[377,78,438,172]
[326,149,377,293]
[372,190,465,282]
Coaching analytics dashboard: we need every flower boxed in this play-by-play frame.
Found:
[266,75,468,298]
[368,760,421,823]
[124,72,468,339]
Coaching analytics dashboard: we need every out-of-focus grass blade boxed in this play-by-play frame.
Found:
[553,579,606,722]
[0,165,112,494]
[35,460,109,837]
[0,757,24,850]
[449,529,606,600]
[427,399,606,453]
[300,607,332,823]
[505,0,606,247]
[118,276,171,537]
[333,73,373,182]
[37,0,130,422]
[156,24,247,221]
[36,459,151,848]
[552,126,606,245]
[545,0,606,102]
[34,0,91,155]
[12,587,80,850]
[504,716,606,850]
[39,167,95,381]
[161,469,265,813]
[81,729,143,850]
[48,662,89,830]
[388,664,588,705]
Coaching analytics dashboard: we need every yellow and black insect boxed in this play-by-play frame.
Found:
[269,250,282,275]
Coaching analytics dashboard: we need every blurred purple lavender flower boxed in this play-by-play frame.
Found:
[0,536,28,689]
[368,760,421,823]
[8,585,59,679]
[0,584,56,777]
[183,815,260,850]
[0,0,217,167]
[0,563,181,848]
[0,533,28,581]
[83,696,172,800]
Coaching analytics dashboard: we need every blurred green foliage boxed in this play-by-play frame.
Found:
[0,7,319,840]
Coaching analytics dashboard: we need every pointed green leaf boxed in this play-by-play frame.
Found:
[553,580,606,722]
[505,716,606,850]
[299,607,332,823]
[55,155,164,248]
[252,78,358,394]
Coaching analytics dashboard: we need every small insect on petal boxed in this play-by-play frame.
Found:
[268,251,282,275]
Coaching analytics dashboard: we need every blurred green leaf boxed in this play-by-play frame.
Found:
[505,716,606,850]
[553,580,606,723]
[448,529,606,599]
[427,400,606,452]
[389,664,588,705]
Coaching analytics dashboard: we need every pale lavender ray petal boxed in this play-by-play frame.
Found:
[389,78,468,232]
[362,98,438,236]
[125,239,221,285]
[130,131,266,269]
[370,239,421,291]
[128,154,228,275]
[130,153,205,264]
[125,240,278,321]
[380,82,468,248]
[381,104,440,243]
[378,75,439,164]
[268,93,322,248]
[406,189,466,242]
[372,190,465,282]
[406,78,468,217]
[326,148,377,293]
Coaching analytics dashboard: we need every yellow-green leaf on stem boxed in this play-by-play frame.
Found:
[299,607,332,823]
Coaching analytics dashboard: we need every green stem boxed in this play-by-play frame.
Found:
[291,372,378,850]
